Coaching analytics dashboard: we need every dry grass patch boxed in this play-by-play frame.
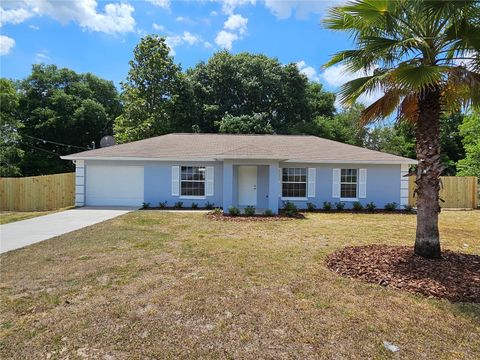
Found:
[0,211,479,359]
[0,207,74,225]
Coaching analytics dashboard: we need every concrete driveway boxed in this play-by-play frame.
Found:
[0,207,136,254]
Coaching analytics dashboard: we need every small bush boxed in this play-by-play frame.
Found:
[335,202,345,210]
[323,201,332,211]
[384,202,398,211]
[263,209,274,216]
[158,201,167,209]
[404,204,414,212]
[205,201,214,210]
[228,206,240,216]
[244,206,255,216]
[141,202,150,209]
[213,208,222,215]
[365,202,376,211]
[352,201,364,211]
[282,201,299,217]
[306,202,316,212]
[191,202,198,209]
[174,201,183,209]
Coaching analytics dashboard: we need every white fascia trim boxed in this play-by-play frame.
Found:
[61,156,217,161]
[179,196,207,200]
[284,159,418,165]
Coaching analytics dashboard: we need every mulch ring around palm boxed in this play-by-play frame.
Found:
[326,245,480,303]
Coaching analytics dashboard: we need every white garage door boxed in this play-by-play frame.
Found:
[86,164,144,206]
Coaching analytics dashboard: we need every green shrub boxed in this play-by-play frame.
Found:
[307,202,316,212]
[141,202,150,209]
[244,206,255,216]
[228,206,240,216]
[384,202,398,211]
[191,202,198,209]
[263,209,274,216]
[403,204,414,212]
[365,202,376,211]
[158,201,167,209]
[213,208,222,215]
[323,201,332,211]
[205,201,214,210]
[282,201,299,217]
[352,201,364,211]
[174,201,183,209]
[335,202,345,210]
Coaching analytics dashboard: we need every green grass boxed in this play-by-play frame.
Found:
[0,211,479,359]
[0,207,73,224]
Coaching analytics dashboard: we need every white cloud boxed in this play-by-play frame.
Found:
[215,30,238,50]
[166,31,203,55]
[0,6,33,26]
[320,64,383,106]
[146,0,170,10]
[152,23,165,31]
[35,49,50,62]
[175,16,196,24]
[0,35,15,55]
[224,14,248,35]
[214,12,248,50]
[0,1,136,34]
[264,0,344,19]
[220,0,256,15]
[296,60,319,82]
[29,24,39,30]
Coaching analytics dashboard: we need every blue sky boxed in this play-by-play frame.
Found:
[1,0,365,101]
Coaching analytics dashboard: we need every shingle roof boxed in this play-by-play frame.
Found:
[62,133,416,164]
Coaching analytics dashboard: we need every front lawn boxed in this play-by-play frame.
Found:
[0,211,479,359]
[0,210,54,225]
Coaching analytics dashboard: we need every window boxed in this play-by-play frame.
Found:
[340,168,357,199]
[282,168,307,198]
[181,166,205,197]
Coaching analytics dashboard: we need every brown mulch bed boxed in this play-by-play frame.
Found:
[206,213,305,222]
[326,245,480,303]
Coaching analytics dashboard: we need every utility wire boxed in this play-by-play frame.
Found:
[22,134,89,150]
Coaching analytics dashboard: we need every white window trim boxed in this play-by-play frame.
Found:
[281,197,308,201]
[281,167,308,199]
[340,168,358,199]
[180,166,206,197]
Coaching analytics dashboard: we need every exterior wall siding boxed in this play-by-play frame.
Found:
[278,162,402,210]
[82,159,403,211]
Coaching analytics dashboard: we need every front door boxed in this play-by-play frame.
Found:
[238,166,257,206]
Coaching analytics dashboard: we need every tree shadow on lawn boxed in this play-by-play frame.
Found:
[325,244,480,304]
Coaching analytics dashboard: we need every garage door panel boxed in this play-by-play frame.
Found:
[86,165,144,206]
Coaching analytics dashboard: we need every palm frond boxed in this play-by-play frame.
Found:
[337,70,389,105]
[359,88,402,125]
[398,93,419,123]
[391,64,445,91]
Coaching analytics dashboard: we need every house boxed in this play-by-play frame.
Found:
[61,133,416,213]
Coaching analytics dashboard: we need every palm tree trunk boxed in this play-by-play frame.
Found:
[414,87,443,258]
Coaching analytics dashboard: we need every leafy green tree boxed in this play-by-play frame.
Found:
[114,35,191,142]
[0,78,24,176]
[217,113,274,134]
[324,0,480,258]
[187,51,315,133]
[439,113,466,175]
[17,64,121,175]
[299,103,366,146]
[457,110,480,177]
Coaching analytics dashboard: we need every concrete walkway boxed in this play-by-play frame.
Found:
[0,207,136,254]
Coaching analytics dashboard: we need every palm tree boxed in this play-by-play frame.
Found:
[323,0,479,258]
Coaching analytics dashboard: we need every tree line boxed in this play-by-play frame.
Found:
[1,35,478,177]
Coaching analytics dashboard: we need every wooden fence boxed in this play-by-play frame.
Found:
[409,176,478,209]
[0,173,75,211]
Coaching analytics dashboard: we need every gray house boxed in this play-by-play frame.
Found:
[62,133,416,213]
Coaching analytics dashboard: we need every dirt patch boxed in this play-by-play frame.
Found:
[206,213,305,222]
[326,245,480,303]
